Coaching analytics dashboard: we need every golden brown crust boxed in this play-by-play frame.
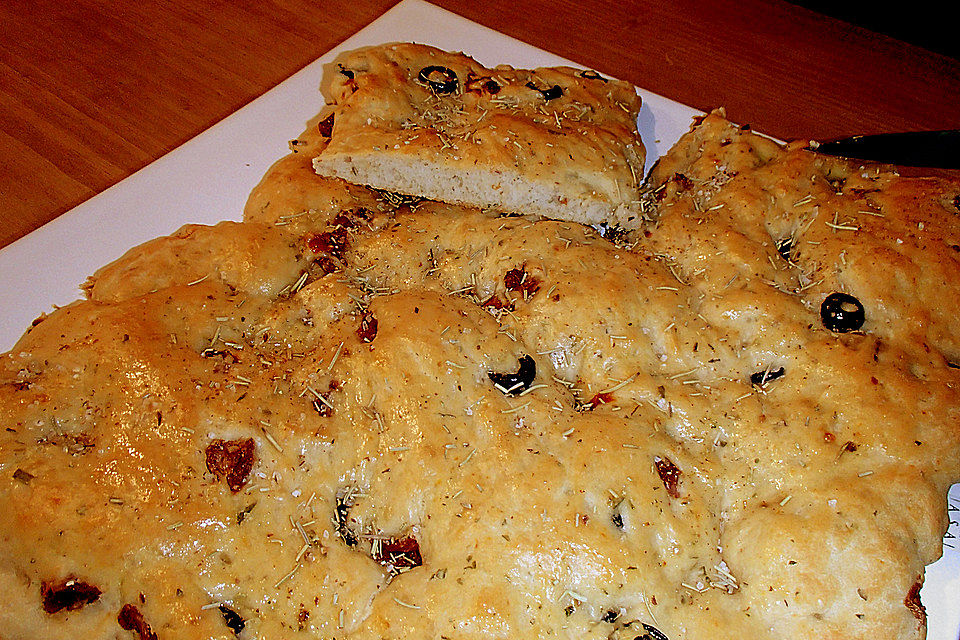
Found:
[0,76,957,640]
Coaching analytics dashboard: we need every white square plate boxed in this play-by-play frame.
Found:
[0,0,955,636]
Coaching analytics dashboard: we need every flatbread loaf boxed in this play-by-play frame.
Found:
[0,51,958,640]
[312,43,646,228]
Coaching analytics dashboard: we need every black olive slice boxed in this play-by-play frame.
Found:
[775,237,793,262]
[334,491,358,547]
[525,81,563,100]
[219,604,246,636]
[641,623,670,640]
[601,609,620,623]
[579,69,607,82]
[821,292,865,333]
[337,64,354,80]
[488,354,536,395]
[418,66,458,94]
[611,510,624,530]
[750,367,785,386]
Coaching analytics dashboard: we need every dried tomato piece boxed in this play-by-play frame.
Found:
[305,229,348,258]
[118,604,158,640]
[330,207,371,229]
[588,392,614,408]
[905,577,926,623]
[671,172,694,192]
[481,294,512,311]
[503,268,524,290]
[41,578,102,614]
[315,256,340,275]
[205,438,256,493]
[373,535,423,572]
[654,456,681,498]
[503,266,540,297]
[358,313,378,343]
[318,113,335,137]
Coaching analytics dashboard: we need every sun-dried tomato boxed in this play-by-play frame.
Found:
[588,392,614,408]
[358,313,378,343]
[41,579,102,614]
[331,207,370,229]
[481,294,513,311]
[318,113,335,137]
[305,229,348,258]
[503,267,540,297]
[373,535,423,572]
[905,577,926,623]
[118,604,158,640]
[654,456,681,498]
[205,438,256,493]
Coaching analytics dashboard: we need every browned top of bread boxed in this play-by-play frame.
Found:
[0,98,957,640]
[312,43,646,228]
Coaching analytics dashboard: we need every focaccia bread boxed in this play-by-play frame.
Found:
[311,43,646,228]
[0,93,958,640]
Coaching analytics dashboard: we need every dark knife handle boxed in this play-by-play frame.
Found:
[812,129,960,169]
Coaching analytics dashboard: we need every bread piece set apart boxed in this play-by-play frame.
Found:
[1,43,958,640]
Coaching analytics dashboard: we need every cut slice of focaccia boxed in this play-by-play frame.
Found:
[312,42,646,228]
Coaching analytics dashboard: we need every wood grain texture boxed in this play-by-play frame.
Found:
[1,0,958,250]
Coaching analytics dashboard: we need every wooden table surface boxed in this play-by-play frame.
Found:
[1,0,959,251]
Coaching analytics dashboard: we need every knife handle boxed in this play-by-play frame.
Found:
[813,129,960,169]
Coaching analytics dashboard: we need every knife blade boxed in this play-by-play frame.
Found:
[811,129,960,169]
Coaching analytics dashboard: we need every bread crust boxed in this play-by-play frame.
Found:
[0,57,958,640]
